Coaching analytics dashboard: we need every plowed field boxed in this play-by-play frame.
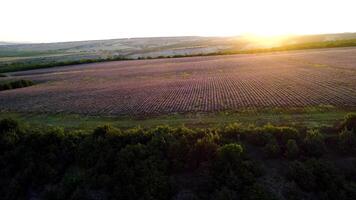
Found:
[1,47,355,116]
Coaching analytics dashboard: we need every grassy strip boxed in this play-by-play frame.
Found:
[0,79,34,91]
[1,39,356,73]
[0,107,352,130]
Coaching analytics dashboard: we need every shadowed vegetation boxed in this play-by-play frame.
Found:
[0,79,34,91]
[0,113,355,200]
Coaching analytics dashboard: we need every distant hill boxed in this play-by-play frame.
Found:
[0,42,23,46]
[1,33,356,72]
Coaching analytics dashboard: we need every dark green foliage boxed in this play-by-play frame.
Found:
[0,79,34,91]
[212,143,266,198]
[285,139,299,159]
[0,82,11,90]
[302,129,326,157]
[282,182,308,200]
[338,113,356,154]
[262,124,299,144]
[0,73,7,77]
[244,124,299,147]
[264,138,281,158]
[0,118,19,134]
[187,135,219,169]
[0,117,355,200]
[243,183,278,200]
[216,143,244,163]
[93,124,121,138]
[112,144,170,200]
[342,113,356,132]
[287,159,355,199]
[0,118,20,151]
[338,128,356,154]
[212,187,238,200]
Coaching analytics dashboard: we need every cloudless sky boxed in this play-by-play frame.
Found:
[1,0,356,43]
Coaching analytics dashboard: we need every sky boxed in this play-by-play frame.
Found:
[1,0,356,43]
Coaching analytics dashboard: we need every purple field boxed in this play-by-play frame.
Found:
[1,47,356,116]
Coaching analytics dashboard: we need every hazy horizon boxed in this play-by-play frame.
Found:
[2,0,356,43]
